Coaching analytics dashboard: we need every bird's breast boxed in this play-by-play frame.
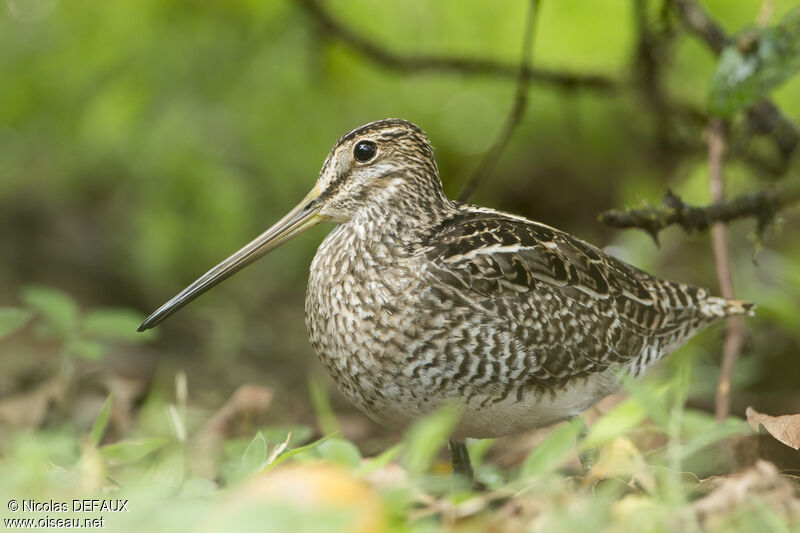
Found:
[305,222,425,419]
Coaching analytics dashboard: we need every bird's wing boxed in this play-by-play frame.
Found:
[421,207,718,382]
[422,207,710,310]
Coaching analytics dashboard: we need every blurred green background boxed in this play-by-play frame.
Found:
[3,0,798,412]
[1,0,800,529]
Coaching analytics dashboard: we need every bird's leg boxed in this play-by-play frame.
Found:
[448,440,474,480]
[574,418,598,473]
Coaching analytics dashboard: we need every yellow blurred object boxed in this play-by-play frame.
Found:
[218,464,385,533]
[583,436,655,492]
[611,494,658,523]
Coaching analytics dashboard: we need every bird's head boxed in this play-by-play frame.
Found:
[138,118,445,331]
[315,118,444,222]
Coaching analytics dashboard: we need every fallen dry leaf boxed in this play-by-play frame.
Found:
[688,460,800,529]
[746,406,800,450]
[0,377,63,429]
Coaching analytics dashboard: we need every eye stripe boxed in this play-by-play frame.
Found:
[319,167,353,201]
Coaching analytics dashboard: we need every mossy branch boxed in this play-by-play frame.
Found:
[598,181,800,242]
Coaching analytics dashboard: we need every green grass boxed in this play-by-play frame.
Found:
[1,288,798,533]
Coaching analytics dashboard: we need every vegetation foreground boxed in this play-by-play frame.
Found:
[0,287,798,533]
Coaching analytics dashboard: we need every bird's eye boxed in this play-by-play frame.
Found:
[353,140,377,162]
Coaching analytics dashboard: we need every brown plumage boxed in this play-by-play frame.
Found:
[140,118,754,477]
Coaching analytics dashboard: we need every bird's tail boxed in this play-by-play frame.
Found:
[699,296,756,319]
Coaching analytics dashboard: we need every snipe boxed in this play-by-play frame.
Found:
[139,119,753,478]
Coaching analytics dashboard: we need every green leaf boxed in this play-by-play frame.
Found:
[520,418,584,478]
[82,308,156,342]
[709,7,800,117]
[583,397,647,449]
[260,425,313,448]
[262,433,336,472]
[357,443,404,476]
[21,285,79,334]
[89,395,114,447]
[620,375,670,430]
[67,339,106,360]
[679,410,750,461]
[309,376,339,435]
[99,437,167,464]
[467,438,495,469]
[404,403,461,475]
[0,307,33,339]
[315,438,362,468]
[240,431,268,474]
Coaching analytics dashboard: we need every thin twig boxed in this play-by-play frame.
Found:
[457,0,540,202]
[667,0,730,53]
[666,0,799,161]
[598,181,800,240]
[298,0,612,92]
[633,0,671,145]
[707,119,745,422]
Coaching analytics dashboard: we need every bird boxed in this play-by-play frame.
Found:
[139,118,754,479]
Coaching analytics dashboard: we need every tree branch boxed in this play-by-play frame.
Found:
[458,0,540,202]
[666,0,799,162]
[668,0,730,53]
[298,0,615,92]
[706,119,745,422]
[598,180,800,241]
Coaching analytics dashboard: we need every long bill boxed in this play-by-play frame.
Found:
[138,186,328,331]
